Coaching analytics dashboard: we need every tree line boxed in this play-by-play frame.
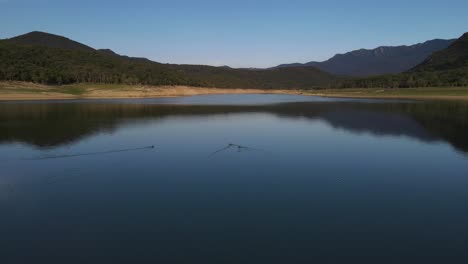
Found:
[1,41,467,89]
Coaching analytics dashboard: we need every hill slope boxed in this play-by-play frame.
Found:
[276,39,455,77]
[341,33,468,88]
[0,32,334,89]
[411,33,468,72]
[4,31,95,52]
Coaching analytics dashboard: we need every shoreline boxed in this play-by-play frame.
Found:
[1,82,467,101]
[0,89,301,101]
[0,86,299,101]
[303,88,468,101]
[0,83,303,101]
[304,92,468,101]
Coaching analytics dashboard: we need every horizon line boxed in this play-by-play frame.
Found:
[1,30,463,69]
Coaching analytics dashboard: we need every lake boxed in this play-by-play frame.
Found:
[1,94,468,263]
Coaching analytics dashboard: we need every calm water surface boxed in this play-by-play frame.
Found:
[1,95,467,263]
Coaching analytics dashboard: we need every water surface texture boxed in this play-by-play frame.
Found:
[1,95,468,263]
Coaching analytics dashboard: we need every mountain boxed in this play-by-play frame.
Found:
[0,31,334,89]
[4,31,95,52]
[2,31,465,90]
[5,31,126,57]
[276,39,456,77]
[411,33,468,72]
[341,33,468,88]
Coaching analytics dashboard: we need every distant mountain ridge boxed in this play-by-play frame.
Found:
[341,32,468,88]
[0,31,333,89]
[275,39,456,77]
[1,31,467,89]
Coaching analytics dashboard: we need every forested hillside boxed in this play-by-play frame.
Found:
[0,32,334,89]
[0,40,191,85]
[1,31,467,90]
[340,33,468,88]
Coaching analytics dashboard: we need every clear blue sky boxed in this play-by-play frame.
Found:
[1,0,467,68]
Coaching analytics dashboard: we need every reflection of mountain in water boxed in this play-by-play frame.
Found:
[0,101,467,152]
[322,110,437,141]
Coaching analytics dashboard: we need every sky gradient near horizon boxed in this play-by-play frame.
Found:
[1,0,467,68]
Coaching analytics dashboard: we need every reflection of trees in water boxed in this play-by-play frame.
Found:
[0,100,467,152]
[363,101,468,154]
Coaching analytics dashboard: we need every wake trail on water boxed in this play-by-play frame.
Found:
[209,143,270,157]
[21,145,156,161]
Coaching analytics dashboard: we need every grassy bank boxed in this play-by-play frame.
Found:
[1,82,468,101]
[304,87,468,100]
[0,82,300,100]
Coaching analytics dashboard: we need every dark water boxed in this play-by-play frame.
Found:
[1,94,468,264]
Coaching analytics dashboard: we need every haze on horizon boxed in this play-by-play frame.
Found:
[1,0,467,68]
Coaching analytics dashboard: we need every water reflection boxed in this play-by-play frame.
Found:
[1,96,468,263]
[1,99,467,152]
